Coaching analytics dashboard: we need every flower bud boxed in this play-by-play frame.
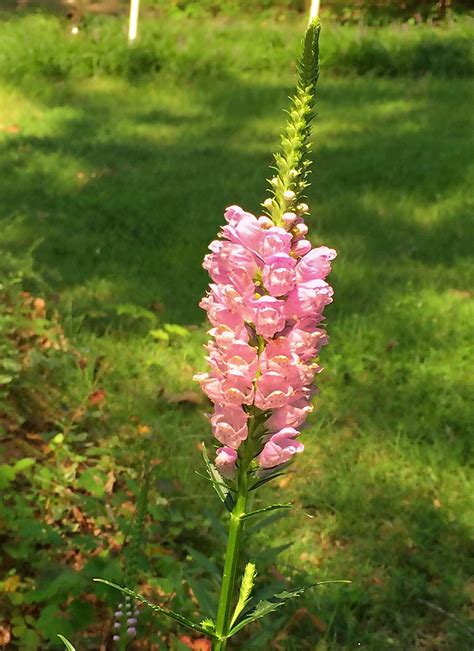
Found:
[282,212,297,228]
[258,216,274,229]
[296,202,309,214]
[114,611,123,618]
[289,169,298,178]
[113,622,121,629]
[294,223,308,237]
[270,176,278,187]
[127,618,137,625]
[113,635,120,642]
[127,627,137,637]
[283,190,295,203]
[263,198,273,209]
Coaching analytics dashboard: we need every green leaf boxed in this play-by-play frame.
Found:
[76,468,105,498]
[149,328,170,342]
[93,579,217,638]
[116,303,157,323]
[230,562,257,628]
[199,617,216,634]
[201,444,235,512]
[228,580,351,637]
[13,457,36,473]
[241,503,292,521]
[163,323,190,338]
[0,463,16,489]
[58,635,76,651]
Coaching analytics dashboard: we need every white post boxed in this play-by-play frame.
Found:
[309,0,320,23]
[128,0,140,44]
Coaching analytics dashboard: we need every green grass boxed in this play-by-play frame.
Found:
[1,16,473,651]
[0,13,472,81]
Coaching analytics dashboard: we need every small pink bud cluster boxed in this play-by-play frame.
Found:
[195,205,335,477]
[112,597,139,643]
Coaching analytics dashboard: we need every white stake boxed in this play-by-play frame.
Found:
[309,0,320,23]
[128,0,140,44]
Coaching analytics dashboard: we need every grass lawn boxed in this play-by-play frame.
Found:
[1,42,473,650]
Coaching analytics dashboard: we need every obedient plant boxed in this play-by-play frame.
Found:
[93,9,347,651]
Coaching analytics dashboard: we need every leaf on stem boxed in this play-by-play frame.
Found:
[93,579,217,638]
[241,503,293,521]
[201,444,235,512]
[228,580,351,637]
[230,562,257,628]
[57,635,76,651]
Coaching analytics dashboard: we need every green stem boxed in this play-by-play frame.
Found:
[214,461,250,650]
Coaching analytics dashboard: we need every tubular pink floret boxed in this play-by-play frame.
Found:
[194,206,335,471]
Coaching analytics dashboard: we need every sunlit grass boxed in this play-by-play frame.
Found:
[1,60,473,648]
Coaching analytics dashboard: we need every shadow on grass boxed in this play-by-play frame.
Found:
[1,74,472,323]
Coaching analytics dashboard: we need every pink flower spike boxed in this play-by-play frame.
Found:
[258,428,304,469]
[216,446,238,478]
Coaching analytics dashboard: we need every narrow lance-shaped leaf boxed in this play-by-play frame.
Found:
[230,562,257,628]
[241,503,292,522]
[57,635,76,651]
[228,580,351,637]
[93,579,217,638]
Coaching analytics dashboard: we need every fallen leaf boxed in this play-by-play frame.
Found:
[0,624,11,645]
[104,471,116,494]
[89,388,106,406]
[2,575,20,593]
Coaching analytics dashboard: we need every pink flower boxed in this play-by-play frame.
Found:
[285,279,334,321]
[255,372,294,410]
[221,371,255,406]
[259,337,299,376]
[208,324,249,347]
[291,239,312,257]
[194,373,224,404]
[249,296,286,339]
[262,254,297,297]
[296,246,337,282]
[258,428,304,469]
[221,209,263,253]
[216,446,238,478]
[200,284,249,329]
[203,241,257,293]
[211,405,248,449]
[261,227,292,260]
[284,325,328,361]
[266,399,313,431]
[207,340,258,377]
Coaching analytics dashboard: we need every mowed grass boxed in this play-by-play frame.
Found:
[1,59,473,648]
